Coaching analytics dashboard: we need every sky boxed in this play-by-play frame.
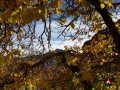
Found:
[21,17,93,56]
[22,0,120,55]
[34,0,120,51]
[35,20,90,50]
[29,0,120,51]
[35,14,120,51]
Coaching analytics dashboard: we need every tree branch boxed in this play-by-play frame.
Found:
[88,0,120,53]
[112,2,120,6]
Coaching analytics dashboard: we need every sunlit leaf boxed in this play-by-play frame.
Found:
[72,76,80,86]
[57,0,61,8]
[70,22,75,29]
[0,17,3,23]
[100,3,105,9]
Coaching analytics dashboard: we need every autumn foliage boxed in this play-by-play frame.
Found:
[0,0,120,90]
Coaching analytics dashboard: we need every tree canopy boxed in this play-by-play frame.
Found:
[0,0,120,90]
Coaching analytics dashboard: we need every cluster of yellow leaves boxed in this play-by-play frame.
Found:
[100,0,113,9]
[72,70,93,86]
[0,0,62,68]
[83,19,120,57]
[49,0,61,14]
[0,0,61,24]
[0,0,119,89]
[67,57,79,66]
[0,49,22,66]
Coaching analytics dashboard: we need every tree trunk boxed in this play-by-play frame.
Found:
[88,0,120,53]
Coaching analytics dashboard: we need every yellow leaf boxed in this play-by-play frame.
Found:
[78,0,85,5]
[23,0,30,4]
[0,10,12,21]
[0,17,2,23]
[108,2,113,8]
[45,8,49,17]
[21,45,25,49]
[100,62,103,65]
[95,29,98,33]
[72,57,79,64]
[82,70,92,81]
[55,8,58,14]
[14,73,18,77]
[57,0,61,8]
[85,3,90,10]
[0,3,6,10]
[8,11,20,23]
[31,7,43,20]
[44,0,48,3]
[17,29,23,34]
[84,16,89,21]
[72,77,80,86]
[115,53,118,56]
[70,22,75,29]
[8,1,14,9]
[19,5,22,10]
[11,11,17,16]
[60,19,66,24]
[19,72,23,76]
[8,55,12,60]
[16,0,22,7]
[100,3,105,9]
[13,50,22,56]
[9,42,13,46]
[22,10,34,24]
[67,61,72,66]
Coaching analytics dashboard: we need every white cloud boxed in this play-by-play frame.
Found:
[50,40,75,50]
[50,38,89,50]
[35,20,91,50]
